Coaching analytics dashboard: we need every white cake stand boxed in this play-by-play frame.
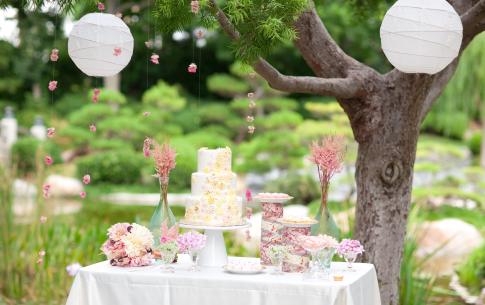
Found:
[179,222,251,267]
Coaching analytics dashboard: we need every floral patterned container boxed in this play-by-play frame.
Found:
[260,202,284,265]
[278,218,316,273]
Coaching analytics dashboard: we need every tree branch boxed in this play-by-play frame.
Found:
[207,0,365,99]
[461,0,485,40]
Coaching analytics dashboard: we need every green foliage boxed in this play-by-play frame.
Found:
[236,131,306,173]
[260,110,303,130]
[169,108,202,133]
[97,115,151,148]
[11,137,62,175]
[468,132,482,156]
[305,101,343,119]
[68,104,116,127]
[166,138,198,192]
[54,93,87,116]
[266,172,320,205]
[457,244,485,295]
[421,111,469,140]
[198,103,238,125]
[207,73,250,97]
[142,80,186,112]
[76,150,146,185]
[183,131,232,148]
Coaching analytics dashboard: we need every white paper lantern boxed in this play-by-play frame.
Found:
[68,13,134,77]
[380,0,463,75]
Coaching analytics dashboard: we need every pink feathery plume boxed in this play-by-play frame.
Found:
[309,135,346,185]
[153,143,176,182]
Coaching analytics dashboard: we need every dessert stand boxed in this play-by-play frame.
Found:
[179,222,251,267]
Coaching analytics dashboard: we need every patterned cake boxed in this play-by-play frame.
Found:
[183,147,243,226]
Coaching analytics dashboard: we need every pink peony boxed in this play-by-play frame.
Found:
[107,223,131,241]
[97,2,105,11]
[83,174,91,185]
[47,127,55,138]
[48,80,57,92]
[187,63,197,74]
[150,54,159,64]
[44,155,53,166]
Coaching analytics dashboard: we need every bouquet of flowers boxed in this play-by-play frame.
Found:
[337,239,364,257]
[101,223,154,267]
[176,231,207,253]
[298,234,339,252]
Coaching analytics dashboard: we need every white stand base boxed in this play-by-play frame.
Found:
[179,223,251,267]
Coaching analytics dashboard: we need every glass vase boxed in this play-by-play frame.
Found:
[149,181,176,245]
[311,189,340,238]
[344,252,358,272]
[317,248,336,280]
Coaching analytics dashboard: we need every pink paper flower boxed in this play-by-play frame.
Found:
[44,155,53,166]
[143,137,152,158]
[47,127,55,138]
[153,143,176,181]
[190,0,200,14]
[42,184,51,199]
[246,116,254,123]
[160,220,179,244]
[50,49,59,62]
[83,174,91,185]
[245,189,253,202]
[150,54,159,64]
[66,263,82,277]
[40,216,47,224]
[248,125,255,134]
[48,80,57,92]
[187,63,197,74]
[97,2,105,11]
[80,191,86,199]
[89,124,96,132]
[92,88,101,103]
[113,47,122,56]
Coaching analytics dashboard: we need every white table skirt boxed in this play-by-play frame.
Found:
[66,257,381,305]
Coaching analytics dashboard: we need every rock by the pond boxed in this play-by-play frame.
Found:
[46,175,84,197]
[233,205,309,256]
[415,219,483,275]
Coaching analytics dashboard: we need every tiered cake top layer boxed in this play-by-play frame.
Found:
[197,147,232,173]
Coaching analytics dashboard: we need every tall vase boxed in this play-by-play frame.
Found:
[149,179,176,245]
[311,185,340,238]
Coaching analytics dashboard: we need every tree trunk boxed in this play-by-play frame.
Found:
[480,119,485,167]
[349,74,428,305]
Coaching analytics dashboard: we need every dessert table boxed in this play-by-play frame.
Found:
[65,257,381,305]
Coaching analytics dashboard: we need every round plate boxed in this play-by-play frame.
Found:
[254,196,294,204]
[179,222,251,231]
[223,264,264,275]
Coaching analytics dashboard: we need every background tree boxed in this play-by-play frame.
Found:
[152,1,485,305]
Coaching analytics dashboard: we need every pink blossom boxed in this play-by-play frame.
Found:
[143,137,152,158]
[42,184,51,199]
[246,116,254,123]
[248,125,255,134]
[176,231,206,253]
[92,88,101,103]
[50,49,59,62]
[160,220,179,244]
[309,136,345,186]
[113,47,122,56]
[66,263,82,277]
[187,63,197,74]
[97,2,105,11]
[143,111,151,117]
[150,54,159,64]
[190,0,200,14]
[40,216,47,224]
[39,250,46,257]
[48,80,57,92]
[83,174,91,185]
[337,239,364,257]
[47,127,55,138]
[107,223,130,241]
[153,143,176,181]
[44,155,53,166]
[80,191,86,199]
[245,189,252,202]
[89,124,96,132]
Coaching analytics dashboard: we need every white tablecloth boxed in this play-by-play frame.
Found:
[66,257,381,305]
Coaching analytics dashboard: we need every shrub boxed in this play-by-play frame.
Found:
[68,104,116,127]
[421,111,469,140]
[11,137,62,175]
[58,126,95,148]
[457,243,485,295]
[304,101,342,119]
[55,93,87,116]
[169,108,201,133]
[183,131,232,148]
[76,150,146,184]
[260,97,299,112]
[142,80,186,112]
[266,172,320,205]
[260,110,303,130]
[198,103,238,126]
[97,115,151,148]
[468,132,482,156]
[207,73,250,97]
[89,88,126,106]
[163,138,198,192]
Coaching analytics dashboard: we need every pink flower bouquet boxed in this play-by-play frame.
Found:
[337,239,364,271]
[101,223,154,267]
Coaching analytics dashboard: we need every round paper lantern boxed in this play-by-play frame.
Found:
[68,13,134,77]
[380,0,463,75]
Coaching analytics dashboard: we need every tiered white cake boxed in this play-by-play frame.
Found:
[183,147,243,226]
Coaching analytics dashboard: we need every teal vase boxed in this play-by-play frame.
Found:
[149,181,176,245]
[311,187,340,238]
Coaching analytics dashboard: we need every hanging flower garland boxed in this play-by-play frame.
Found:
[247,92,256,135]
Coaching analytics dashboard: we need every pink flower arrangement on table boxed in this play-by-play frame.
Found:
[337,239,364,257]
[101,223,154,267]
[298,234,339,252]
[176,231,206,253]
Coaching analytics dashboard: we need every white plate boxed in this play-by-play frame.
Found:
[254,196,294,204]
[223,264,264,275]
